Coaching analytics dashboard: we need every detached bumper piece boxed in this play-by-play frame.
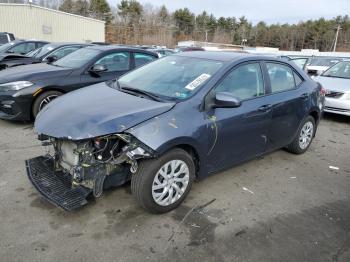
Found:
[25,156,92,211]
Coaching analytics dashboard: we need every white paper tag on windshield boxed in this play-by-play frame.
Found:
[185,73,211,91]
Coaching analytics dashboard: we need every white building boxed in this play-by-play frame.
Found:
[0,3,105,43]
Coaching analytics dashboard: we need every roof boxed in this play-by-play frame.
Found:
[175,51,252,62]
[0,3,105,24]
[86,45,159,55]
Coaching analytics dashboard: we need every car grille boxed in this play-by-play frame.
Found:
[325,91,344,98]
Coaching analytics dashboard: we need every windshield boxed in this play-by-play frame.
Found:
[31,44,57,58]
[118,55,223,100]
[53,48,100,68]
[309,57,341,67]
[322,61,350,79]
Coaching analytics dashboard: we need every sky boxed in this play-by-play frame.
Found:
[107,0,350,24]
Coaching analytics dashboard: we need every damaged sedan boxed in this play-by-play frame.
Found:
[26,52,325,213]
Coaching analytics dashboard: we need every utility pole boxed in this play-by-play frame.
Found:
[333,25,342,52]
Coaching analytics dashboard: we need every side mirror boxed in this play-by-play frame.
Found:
[89,64,107,73]
[213,92,241,108]
[46,55,58,63]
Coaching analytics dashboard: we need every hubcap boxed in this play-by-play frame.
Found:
[39,95,58,111]
[152,160,190,206]
[299,121,314,149]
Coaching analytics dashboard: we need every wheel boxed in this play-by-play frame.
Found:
[32,90,62,118]
[286,116,315,154]
[131,148,195,213]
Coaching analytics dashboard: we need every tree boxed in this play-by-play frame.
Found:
[173,8,195,35]
[89,0,112,23]
[59,0,74,13]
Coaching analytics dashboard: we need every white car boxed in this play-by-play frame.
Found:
[307,57,342,76]
[314,61,350,116]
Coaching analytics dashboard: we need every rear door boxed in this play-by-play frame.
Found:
[263,61,308,151]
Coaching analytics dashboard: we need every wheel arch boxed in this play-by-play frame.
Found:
[152,139,206,179]
[30,87,66,119]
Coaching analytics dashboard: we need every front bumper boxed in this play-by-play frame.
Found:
[26,156,92,211]
[0,92,32,121]
[324,97,350,116]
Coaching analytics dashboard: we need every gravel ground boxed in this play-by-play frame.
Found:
[0,113,349,262]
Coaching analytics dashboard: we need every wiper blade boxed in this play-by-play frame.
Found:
[120,86,163,102]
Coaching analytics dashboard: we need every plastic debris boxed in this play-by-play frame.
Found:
[329,166,339,170]
[242,187,254,194]
[290,176,296,179]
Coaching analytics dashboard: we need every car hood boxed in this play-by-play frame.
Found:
[35,83,175,140]
[0,63,73,83]
[314,76,350,93]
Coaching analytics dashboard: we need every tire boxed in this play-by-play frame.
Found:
[131,148,195,214]
[32,90,62,118]
[286,116,315,154]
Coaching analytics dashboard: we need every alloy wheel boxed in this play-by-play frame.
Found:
[152,160,190,206]
[299,121,314,150]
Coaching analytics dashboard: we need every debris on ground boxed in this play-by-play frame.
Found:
[242,187,254,194]
[329,166,340,170]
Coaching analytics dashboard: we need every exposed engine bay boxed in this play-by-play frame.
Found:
[39,133,155,198]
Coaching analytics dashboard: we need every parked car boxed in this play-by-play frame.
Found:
[151,48,176,57]
[306,57,343,76]
[0,40,48,55]
[0,32,15,45]
[0,45,158,120]
[314,60,350,116]
[0,43,89,71]
[175,46,205,52]
[26,52,325,213]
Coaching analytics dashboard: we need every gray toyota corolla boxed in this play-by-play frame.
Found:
[26,52,325,213]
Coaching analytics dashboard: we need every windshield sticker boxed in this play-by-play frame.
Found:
[185,74,211,91]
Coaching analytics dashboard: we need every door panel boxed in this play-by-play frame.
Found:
[264,62,308,150]
[206,62,271,172]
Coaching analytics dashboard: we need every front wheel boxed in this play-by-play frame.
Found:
[32,90,62,118]
[131,148,195,213]
[286,116,315,154]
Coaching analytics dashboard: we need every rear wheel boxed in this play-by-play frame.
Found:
[32,90,62,118]
[131,148,195,213]
[286,116,315,154]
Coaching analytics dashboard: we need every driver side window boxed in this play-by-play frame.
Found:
[94,52,130,72]
[215,63,264,100]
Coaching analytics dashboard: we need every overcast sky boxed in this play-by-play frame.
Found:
[108,0,350,24]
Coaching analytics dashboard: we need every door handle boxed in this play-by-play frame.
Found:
[300,93,309,100]
[258,104,272,112]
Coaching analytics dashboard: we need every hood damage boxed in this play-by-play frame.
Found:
[26,132,156,211]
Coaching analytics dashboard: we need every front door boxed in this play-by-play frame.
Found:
[81,51,131,86]
[206,62,272,173]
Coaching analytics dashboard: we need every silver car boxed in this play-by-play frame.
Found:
[314,61,350,116]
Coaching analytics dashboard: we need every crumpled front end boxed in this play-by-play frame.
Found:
[26,133,156,211]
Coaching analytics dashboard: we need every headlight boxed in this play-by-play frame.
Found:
[0,81,34,91]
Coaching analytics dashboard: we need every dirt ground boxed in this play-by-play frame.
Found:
[0,113,349,262]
